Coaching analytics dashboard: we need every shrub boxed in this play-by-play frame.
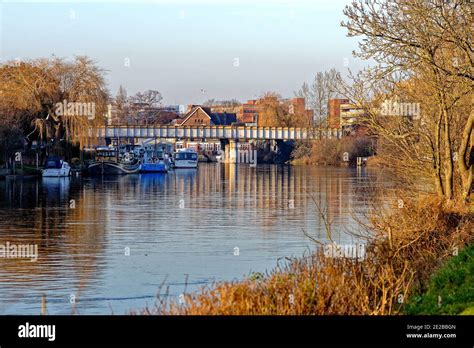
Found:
[291,136,375,166]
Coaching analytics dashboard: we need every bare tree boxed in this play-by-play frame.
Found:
[296,68,342,127]
[203,99,216,107]
[129,90,163,126]
[341,0,473,203]
[130,90,162,108]
[203,99,241,108]
[114,85,129,125]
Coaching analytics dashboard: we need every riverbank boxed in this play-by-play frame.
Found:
[291,137,376,167]
[0,166,42,180]
[404,244,474,315]
[139,196,473,315]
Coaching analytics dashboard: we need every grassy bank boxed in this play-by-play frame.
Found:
[138,197,473,315]
[404,244,474,315]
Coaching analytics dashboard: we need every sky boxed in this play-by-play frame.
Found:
[0,0,364,105]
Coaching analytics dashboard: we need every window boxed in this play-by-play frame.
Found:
[175,153,198,161]
[45,160,61,169]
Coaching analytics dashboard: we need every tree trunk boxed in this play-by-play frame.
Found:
[442,104,454,201]
[458,105,474,202]
[434,111,445,197]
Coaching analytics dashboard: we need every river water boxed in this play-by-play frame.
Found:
[0,164,387,314]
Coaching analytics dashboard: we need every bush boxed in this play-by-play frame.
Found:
[291,141,313,160]
[291,136,375,166]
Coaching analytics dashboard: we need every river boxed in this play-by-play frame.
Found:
[0,164,388,314]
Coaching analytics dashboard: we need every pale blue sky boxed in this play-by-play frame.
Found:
[0,0,363,105]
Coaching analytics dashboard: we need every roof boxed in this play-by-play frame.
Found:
[209,112,237,126]
[170,118,183,125]
[180,106,236,126]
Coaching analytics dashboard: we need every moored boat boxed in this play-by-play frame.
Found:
[139,147,169,173]
[42,157,71,177]
[87,146,140,176]
[87,161,140,175]
[173,148,198,169]
[140,161,168,173]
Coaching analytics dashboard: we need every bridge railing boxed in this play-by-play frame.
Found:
[96,125,343,140]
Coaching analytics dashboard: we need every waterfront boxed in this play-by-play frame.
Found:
[0,164,389,314]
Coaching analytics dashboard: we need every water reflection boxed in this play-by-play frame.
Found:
[0,164,384,314]
[42,177,71,202]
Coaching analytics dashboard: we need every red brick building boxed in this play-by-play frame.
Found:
[237,100,260,124]
[328,98,350,128]
[177,106,236,126]
[288,97,314,125]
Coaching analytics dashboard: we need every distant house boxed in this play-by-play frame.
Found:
[170,118,184,125]
[328,98,370,136]
[328,98,351,128]
[177,106,237,126]
[286,97,314,126]
[340,102,366,128]
[237,100,260,125]
[172,106,237,154]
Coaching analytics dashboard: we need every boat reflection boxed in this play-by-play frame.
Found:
[42,177,71,202]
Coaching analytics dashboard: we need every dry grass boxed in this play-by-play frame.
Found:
[138,196,473,315]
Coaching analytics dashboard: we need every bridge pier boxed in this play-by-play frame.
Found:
[219,139,240,163]
[221,139,239,163]
[228,139,239,163]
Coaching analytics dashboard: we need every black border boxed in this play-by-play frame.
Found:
[0,315,472,346]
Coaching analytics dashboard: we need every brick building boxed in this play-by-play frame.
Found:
[177,106,237,126]
[328,98,369,135]
[237,100,260,125]
[328,98,350,128]
[287,97,314,125]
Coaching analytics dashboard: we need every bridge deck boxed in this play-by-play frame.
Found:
[97,126,342,140]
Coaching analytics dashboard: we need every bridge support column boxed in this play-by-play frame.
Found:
[219,139,239,163]
[226,139,239,163]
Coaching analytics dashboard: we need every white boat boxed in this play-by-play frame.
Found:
[173,148,198,169]
[42,157,71,177]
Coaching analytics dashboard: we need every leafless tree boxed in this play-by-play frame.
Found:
[296,68,343,127]
[114,85,129,125]
[341,0,473,203]
[129,90,163,125]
